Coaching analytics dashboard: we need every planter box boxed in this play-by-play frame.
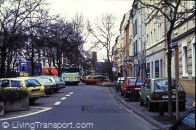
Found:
[0,102,4,116]
[4,97,29,112]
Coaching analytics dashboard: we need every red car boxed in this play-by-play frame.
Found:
[120,77,146,100]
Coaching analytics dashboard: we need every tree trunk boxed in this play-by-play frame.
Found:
[0,50,7,78]
[167,25,174,119]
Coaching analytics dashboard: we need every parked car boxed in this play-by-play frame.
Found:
[80,75,87,83]
[0,77,45,104]
[32,76,54,95]
[82,75,106,85]
[140,78,186,112]
[46,75,66,92]
[115,77,125,91]
[120,77,146,99]
[168,106,195,130]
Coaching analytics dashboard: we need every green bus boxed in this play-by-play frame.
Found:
[61,64,80,85]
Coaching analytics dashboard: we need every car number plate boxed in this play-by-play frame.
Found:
[162,95,176,99]
[31,89,40,93]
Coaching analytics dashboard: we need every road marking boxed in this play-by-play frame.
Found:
[54,101,61,106]
[69,92,74,94]
[61,97,67,100]
[66,94,70,97]
[0,107,52,121]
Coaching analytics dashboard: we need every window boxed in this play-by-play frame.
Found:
[135,19,137,35]
[160,59,163,77]
[154,29,156,43]
[146,63,150,78]
[146,34,149,48]
[1,80,10,87]
[155,60,159,78]
[25,79,41,87]
[192,41,195,76]
[160,23,162,40]
[150,31,152,46]
[158,25,160,41]
[151,62,154,78]
[182,45,188,76]
[11,81,22,87]
[134,40,138,55]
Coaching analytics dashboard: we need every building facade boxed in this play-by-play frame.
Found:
[112,0,195,98]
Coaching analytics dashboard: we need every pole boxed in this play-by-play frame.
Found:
[175,48,179,120]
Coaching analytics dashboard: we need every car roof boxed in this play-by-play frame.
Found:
[149,78,169,80]
[1,77,28,81]
[126,77,143,79]
[4,77,38,80]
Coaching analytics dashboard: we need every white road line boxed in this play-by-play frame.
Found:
[61,97,67,100]
[0,107,52,121]
[69,92,74,94]
[54,101,61,106]
[66,94,70,97]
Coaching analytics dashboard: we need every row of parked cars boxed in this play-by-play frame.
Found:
[115,77,196,130]
[0,75,66,104]
[115,77,187,112]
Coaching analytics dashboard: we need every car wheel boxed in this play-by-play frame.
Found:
[147,100,153,112]
[54,89,59,93]
[140,98,144,106]
[179,102,186,111]
[124,92,129,98]
[29,98,36,105]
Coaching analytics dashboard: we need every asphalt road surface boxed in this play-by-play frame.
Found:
[0,84,158,130]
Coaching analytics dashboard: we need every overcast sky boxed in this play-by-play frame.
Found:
[47,0,133,60]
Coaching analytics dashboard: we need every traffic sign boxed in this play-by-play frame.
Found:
[0,102,4,116]
[170,37,178,49]
[20,72,24,76]
[112,67,117,72]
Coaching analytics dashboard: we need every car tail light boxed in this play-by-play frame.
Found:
[152,93,162,100]
[179,93,186,99]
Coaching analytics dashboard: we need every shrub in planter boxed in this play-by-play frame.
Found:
[0,91,6,102]
[0,89,29,112]
[0,89,28,102]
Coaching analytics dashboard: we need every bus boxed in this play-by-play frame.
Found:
[61,64,80,85]
[19,61,42,76]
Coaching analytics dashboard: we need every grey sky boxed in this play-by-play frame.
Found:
[47,0,133,60]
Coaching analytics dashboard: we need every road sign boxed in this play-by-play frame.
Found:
[170,37,178,49]
[112,67,117,72]
[20,72,24,76]
[0,102,4,116]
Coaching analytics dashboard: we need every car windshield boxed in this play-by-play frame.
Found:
[117,77,125,82]
[128,78,144,85]
[154,79,176,90]
[41,78,53,83]
[25,79,41,87]
[53,77,63,82]
[62,67,78,73]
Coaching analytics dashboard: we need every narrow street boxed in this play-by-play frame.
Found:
[0,84,158,130]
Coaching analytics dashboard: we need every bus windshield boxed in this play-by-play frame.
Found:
[62,67,78,73]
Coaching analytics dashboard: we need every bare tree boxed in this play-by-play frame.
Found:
[87,13,117,80]
[137,0,195,119]
[0,0,46,77]
[71,13,89,68]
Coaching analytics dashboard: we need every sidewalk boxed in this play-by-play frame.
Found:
[109,86,195,129]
